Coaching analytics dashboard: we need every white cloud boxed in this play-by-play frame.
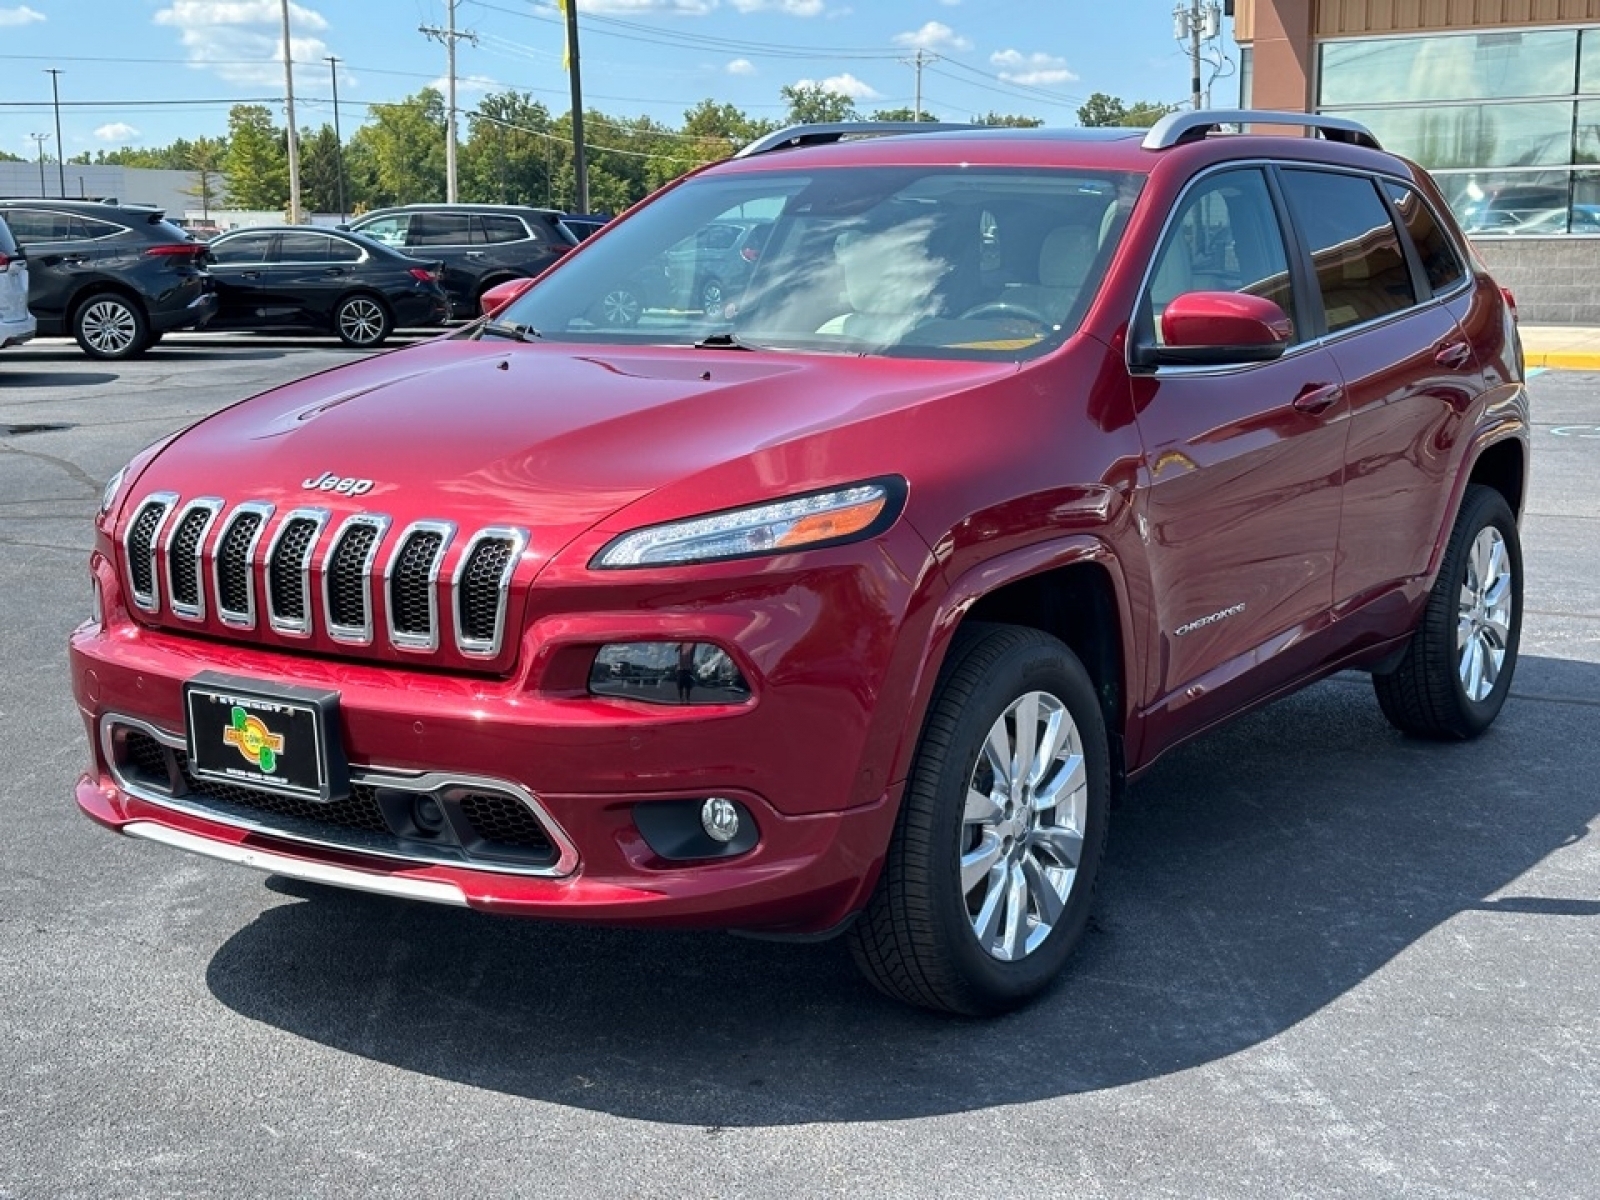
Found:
[726,58,756,76]
[730,0,825,15]
[94,123,141,142]
[990,48,1077,87]
[154,1,330,88]
[892,21,970,52]
[0,5,45,25]
[792,72,879,101]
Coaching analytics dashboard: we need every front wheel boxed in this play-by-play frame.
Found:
[73,293,150,360]
[333,294,392,347]
[848,623,1110,1015]
[1373,484,1522,739]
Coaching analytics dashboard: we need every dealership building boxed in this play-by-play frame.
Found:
[1234,0,1600,320]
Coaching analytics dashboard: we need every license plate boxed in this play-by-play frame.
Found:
[184,673,349,803]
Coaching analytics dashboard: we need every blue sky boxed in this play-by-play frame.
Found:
[0,1,1240,157]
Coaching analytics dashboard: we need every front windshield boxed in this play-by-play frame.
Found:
[497,164,1144,360]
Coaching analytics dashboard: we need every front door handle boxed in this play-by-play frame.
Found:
[1292,381,1344,415]
[1435,340,1472,369]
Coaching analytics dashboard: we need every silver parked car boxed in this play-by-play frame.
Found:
[0,215,36,352]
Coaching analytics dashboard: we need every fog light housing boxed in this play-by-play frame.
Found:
[701,797,740,843]
[91,575,103,627]
[589,641,751,705]
[413,795,446,834]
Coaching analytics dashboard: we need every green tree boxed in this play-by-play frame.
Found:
[1076,92,1173,128]
[462,92,559,206]
[182,137,226,222]
[224,104,288,209]
[870,107,941,123]
[780,83,858,125]
[681,98,775,157]
[973,111,1045,128]
[297,125,346,214]
[350,89,446,206]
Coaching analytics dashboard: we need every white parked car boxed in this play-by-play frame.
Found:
[0,215,36,351]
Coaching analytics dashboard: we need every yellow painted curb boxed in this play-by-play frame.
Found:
[1524,350,1600,370]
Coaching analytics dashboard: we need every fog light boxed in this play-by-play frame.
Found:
[700,797,740,843]
[414,796,446,833]
[589,641,751,705]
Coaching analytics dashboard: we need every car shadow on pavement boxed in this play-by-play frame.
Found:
[204,655,1599,1126]
[0,369,121,388]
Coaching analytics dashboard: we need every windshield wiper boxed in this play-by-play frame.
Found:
[694,331,756,351]
[480,320,542,343]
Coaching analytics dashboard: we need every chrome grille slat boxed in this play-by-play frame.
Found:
[213,502,273,629]
[386,521,454,652]
[454,527,527,658]
[164,497,223,621]
[323,515,390,645]
[123,492,177,613]
[265,507,330,637]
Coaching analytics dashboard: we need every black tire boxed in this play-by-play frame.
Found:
[73,292,150,360]
[1373,484,1522,739]
[333,294,393,348]
[848,622,1110,1015]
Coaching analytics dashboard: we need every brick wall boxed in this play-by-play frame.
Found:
[1470,239,1600,323]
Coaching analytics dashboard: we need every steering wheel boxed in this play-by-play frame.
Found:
[958,301,1049,324]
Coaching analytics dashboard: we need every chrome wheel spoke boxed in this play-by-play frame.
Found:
[971,865,1008,946]
[961,831,1005,894]
[1010,692,1040,793]
[1031,824,1084,871]
[999,861,1030,961]
[1022,855,1066,929]
[964,784,1003,825]
[982,722,1013,795]
[1033,751,1085,812]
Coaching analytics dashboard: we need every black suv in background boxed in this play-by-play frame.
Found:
[0,199,215,359]
[347,204,579,318]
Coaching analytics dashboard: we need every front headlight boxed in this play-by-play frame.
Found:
[593,478,905,568]
[99,466,127,518]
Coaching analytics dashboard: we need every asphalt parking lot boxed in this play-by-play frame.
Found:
[2,335,1597,1198]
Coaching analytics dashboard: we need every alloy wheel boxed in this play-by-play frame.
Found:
[1457,525,1514,702]
[338,298,386,345]
[960,689,1088,962]
[80,300,139,355]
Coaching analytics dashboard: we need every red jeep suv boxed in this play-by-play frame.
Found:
[71,113,1529,1014]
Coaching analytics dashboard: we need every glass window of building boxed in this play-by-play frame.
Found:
[1319,27,1600,236]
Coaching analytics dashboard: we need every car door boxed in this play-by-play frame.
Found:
[205,231,279,327]
[1275,170,1483,609]
[268,230,351,328]
[1128,166,1352,750]
[404,211,474,311]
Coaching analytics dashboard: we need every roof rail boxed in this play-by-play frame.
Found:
[1142,109,1382,152]
[735,121,983,159]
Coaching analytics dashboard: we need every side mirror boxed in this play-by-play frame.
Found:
[1134,291,1293,368]
[480,275,537,318]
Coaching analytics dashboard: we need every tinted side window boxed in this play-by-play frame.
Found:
[1383,180,1466,295]
[208,233,275,264]
[357,215,409,247]
[277,232,333,262]
[73,216,124,240]
[1146,168,1299,344]
[1280,169,1415,334]
[409,213,472,246]
[480,215,529,244]
[326,237,363,263]
[4,210,70,243]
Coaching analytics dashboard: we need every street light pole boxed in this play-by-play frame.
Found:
[29,133,47,197]
[44,69,64,196]
[279,0,303,223]
[327,55,347,222]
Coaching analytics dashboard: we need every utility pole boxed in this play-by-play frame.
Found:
[279,0,303,223]
[897,49,936,121]
[1173,2,1222,111]
[562,0,589,214]
[28,133,47,197]
[327,55,347,222]
[44,69,64,196]
[420,0,478,203]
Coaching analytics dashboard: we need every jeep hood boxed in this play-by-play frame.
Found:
[137,338,1016,541]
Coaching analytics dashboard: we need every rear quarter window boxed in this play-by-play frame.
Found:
[1383,179,1467,296]
[1279,169,1416,334]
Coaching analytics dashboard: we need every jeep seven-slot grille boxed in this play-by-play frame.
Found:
[112,727,560,871]
[121,494,524,660]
